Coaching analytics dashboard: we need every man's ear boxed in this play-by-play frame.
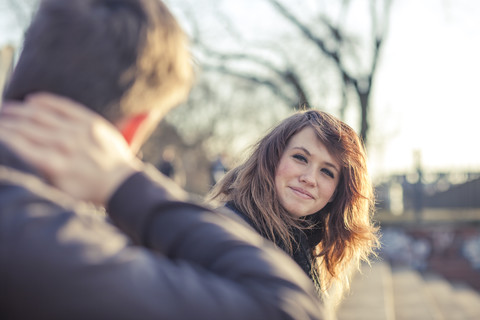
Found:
[118,113,149,146]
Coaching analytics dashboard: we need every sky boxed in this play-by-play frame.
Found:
[369,0,480,178]
[0,0,479,179]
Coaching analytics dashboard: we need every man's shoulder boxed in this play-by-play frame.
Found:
[0,164,107,230]
[0,164,75,208]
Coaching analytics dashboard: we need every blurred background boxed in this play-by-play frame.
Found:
[1,0,479,318]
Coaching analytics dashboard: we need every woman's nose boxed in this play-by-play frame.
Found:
[299,168,316,186]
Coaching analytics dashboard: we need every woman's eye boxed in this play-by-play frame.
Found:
[321,168,335,179]
[293,154,307,163]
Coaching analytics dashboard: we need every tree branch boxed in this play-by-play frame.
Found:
[267,0,355,84]
[203,64,297,106]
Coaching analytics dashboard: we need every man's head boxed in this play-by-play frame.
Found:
[3,0,193,151]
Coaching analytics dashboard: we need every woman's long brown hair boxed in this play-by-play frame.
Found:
[209,110,379,294]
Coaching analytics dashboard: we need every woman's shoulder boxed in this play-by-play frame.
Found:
[224,201,247,219]
[224,201,257,230]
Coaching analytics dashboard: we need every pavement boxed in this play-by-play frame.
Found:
[336,261,480,320]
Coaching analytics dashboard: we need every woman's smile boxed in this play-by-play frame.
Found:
[289,186,314,199]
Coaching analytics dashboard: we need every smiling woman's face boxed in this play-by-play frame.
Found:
[274,126,340,218]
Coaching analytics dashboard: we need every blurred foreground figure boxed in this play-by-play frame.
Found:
[0,0,324,319]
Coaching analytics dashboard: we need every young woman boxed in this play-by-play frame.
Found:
[209,110,380,309]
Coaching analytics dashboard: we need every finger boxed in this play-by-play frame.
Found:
[0,125,61,178]
[26,92,101,122]
[0,118,72,153]
[1,102,75,133]
[1,100,25,110]
[19,93,120,141]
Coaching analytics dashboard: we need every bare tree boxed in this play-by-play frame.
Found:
[144,72,290,194]
[186,0,393,144]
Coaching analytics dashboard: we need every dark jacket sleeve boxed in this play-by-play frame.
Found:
[0,167,324,320]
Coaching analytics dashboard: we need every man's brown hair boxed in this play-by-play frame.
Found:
[3,0,192,122]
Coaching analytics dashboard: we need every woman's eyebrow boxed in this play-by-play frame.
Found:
[325,162,340,173]
[292,146,310,156]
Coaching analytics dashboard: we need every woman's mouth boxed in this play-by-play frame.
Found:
[289,187,314,199]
